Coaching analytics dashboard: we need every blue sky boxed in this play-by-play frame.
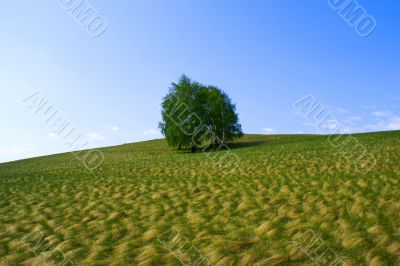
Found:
[1,0,399,163]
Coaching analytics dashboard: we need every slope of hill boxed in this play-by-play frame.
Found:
[1,131,400,265]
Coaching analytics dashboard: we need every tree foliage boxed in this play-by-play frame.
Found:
[159,75,243,151]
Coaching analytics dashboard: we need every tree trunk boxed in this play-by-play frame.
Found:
[221,109,225,143]
[191,145,197,153]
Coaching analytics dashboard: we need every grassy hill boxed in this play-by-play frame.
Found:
[1,131,400,265]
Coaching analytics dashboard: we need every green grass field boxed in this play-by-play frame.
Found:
[1,131,400,265]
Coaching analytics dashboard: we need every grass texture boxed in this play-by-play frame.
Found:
[1,131,400,265]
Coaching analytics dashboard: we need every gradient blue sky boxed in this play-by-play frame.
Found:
[1,1,399,163]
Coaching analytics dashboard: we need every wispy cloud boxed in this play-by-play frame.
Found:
[0,144,37,163]
[294,100,400,134]
[387,118,400,130]
[318,102,400,133]
[142,129,161,136]
[87,132,107,141]
[348,115,362,121]
[336,107,350,114]
[363,115,400,131]
[48,132,60,139]
[372,111,392,117]
[263,127,275,134]
[108,126,119,131]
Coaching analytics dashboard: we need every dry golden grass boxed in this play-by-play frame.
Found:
[0,132,400,265]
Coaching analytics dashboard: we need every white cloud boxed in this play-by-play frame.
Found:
[0,145,37,163]
[387,118,400,130]
[321,119,340,130]
[87,132,107,141]
[363,115,400,132]
[348,115,362,121]
[372,111,392,117]
[363,123,386,132]
[302,122,312,126]
[336,108,350,114]
[48,132,60,139]
[341,127,352,134]
[142,129,161,136]
[292,110,303,116]
[263,127,275,134]
[109,126,119,131]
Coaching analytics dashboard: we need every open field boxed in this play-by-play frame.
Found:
[1,131,400,265]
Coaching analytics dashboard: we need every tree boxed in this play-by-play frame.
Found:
[201,86,243,145]
[159,75,242,152]
[159,75,204,150]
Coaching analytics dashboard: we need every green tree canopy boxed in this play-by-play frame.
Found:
[159,75,243,152]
